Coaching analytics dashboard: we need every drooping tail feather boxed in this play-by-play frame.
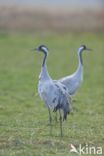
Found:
[53,82,72,121]
[53,100,71,121]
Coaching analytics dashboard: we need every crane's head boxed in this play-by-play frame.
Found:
[34,45,49,54]
[79,45,92,52]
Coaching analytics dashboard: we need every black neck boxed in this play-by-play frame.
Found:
[42,51,47,67]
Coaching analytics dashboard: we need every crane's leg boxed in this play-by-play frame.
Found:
[59,109,63,137]
[53,107,58,123]
[48,107,52,135]
[54,111,58,123]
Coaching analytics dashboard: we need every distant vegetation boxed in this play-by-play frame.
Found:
[0,6,104,32]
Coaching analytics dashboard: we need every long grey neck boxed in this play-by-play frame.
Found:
[39,51,51,81]
[75,49,83,79]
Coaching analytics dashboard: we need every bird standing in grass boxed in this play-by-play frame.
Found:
[34,45,72,137]
[59,45,92,96]
[54,45,92,119]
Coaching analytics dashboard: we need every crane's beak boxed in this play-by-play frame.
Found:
[31,48,39,52]
[86,48,92,51]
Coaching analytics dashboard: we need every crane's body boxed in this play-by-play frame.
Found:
[38,76,71,118]
[59,45,91,95]
[35,45,71,136]
[59,57,83,96]
[38,74,58,109]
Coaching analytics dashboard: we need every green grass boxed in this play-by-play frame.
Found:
[0,32,104,156]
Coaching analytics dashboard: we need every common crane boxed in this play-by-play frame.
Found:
[34,45,72,136]
[59,45,92,95]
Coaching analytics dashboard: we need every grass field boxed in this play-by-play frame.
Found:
[0,32,104,155]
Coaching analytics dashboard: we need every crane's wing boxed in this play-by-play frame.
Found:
[57,75,77,95]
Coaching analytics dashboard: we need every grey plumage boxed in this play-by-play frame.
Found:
[34,45,72,136]
[53,83,71,120]
[59,45,92,96]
